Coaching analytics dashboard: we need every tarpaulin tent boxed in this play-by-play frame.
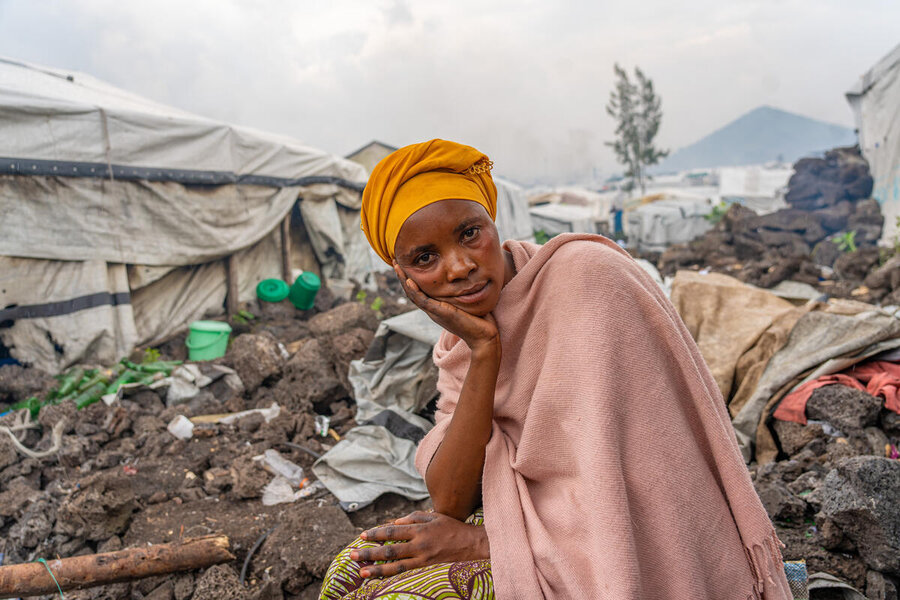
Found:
[624,191,716,252]
[846,42,900,244]
[0,57,370,372]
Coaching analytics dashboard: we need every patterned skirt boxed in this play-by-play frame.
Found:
[319,509,493,600]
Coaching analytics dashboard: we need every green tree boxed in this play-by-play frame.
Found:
[606,64,668,195]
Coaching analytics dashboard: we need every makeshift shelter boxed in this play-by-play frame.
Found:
[0,57,369,372]
[345,140,398,175]
[494,176,535,243]
[624,190,716,252]
[846,42,900,243]
[718,165,792,214]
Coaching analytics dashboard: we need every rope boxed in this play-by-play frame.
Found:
[36,558,65,598]
[0,419,65,459]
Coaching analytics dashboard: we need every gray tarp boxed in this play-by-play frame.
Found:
[625,198,714,252]
[846,42,900,244]
[313,310,441,510]
[0,57,369,369]
[731,304,900,462]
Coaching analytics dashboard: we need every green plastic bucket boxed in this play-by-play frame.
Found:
[289,272,321,310]
[186,320,231,361]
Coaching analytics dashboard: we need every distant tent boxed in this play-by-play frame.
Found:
[846,43,900,243]
[345,140,398,174]
[0,57,370,371]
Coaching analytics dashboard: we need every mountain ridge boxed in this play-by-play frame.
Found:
[655,105,857,172]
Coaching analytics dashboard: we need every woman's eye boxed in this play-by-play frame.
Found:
[462,227,479,240]
[415,253,434,266]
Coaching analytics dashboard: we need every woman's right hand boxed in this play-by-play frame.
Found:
[393,261,500,354]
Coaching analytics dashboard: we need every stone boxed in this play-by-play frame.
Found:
[7,498,56,548]
[273,338,346,412]
[882,410,900,439]
[817,457,900,573]
[173,574,195,600]
[320,327,375,395]
[866,570,899,600]
[308,302,379,339]
[229,455,268,500]
[223,332,287,394]
[812,239,843,268]
[807,386,882,433]
[753,471,807,522]
[0,435,18,472]
[191,564,245,600]
[774,419,828,456]
[0,364,55,406]
[55,471,138,540]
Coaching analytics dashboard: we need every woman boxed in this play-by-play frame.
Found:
[320,139,791,600]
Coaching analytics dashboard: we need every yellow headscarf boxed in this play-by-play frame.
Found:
[360,139,497,264]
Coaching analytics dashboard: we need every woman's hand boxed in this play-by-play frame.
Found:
[350,511,490,578]
[393,262,499,354]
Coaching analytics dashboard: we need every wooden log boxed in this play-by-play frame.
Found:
[226,254,239,316]
[0,535,234,599]
[280,211,292,283]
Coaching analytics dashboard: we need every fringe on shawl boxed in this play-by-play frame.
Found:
[744,531,789,600]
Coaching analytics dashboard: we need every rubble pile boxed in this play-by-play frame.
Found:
[657,147,897,304]
[752,384,900,597]
[0,278,427,600]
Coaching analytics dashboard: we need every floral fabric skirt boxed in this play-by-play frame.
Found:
[319,509,493,600]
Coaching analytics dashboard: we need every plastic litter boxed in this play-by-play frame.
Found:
[166,415,195,440]
[314,414,331,437]
[206,403,281,425]
[261,476,325,506]
[252,449,304,487]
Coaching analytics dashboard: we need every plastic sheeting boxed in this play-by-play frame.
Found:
[625,198,714,252]
[313,310,441,510]
[494,177,535,243]
[0,257,137,371]
[0,57,366,203]
[846,43,900,244]
[529,203,598,236]
[0,57,370,369]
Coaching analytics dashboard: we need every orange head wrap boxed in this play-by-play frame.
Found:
[360,139,497,264]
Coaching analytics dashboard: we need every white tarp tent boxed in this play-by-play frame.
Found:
[718,166,792,214]
[494,177,535,243]
[625,191,715,252]
[846,43,900,244]
[0,57,369,371]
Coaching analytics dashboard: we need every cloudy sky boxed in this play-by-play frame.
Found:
[0,0,897,183]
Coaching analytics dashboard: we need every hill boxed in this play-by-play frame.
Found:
[656,105,856,172]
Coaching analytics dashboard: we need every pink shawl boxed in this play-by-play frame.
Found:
[415,234,790,600]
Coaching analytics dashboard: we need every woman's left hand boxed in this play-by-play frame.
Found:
[350,511,490,578]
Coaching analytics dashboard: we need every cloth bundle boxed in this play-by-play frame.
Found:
[773,359,900,424]
[415,233,791,599]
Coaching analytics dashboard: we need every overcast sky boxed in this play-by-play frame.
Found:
[0,0,897,183]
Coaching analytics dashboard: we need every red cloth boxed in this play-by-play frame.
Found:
[773,360,900,424]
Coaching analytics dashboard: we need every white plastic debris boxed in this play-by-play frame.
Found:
[261,476,297,506]
[314,414,331,437]
[167,415,195,440]
[252,449,304,487]
[297,480,325,499]
[216,403,280,425]
[261,476,325,506]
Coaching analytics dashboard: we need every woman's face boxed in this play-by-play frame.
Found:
[393,199,513,317]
